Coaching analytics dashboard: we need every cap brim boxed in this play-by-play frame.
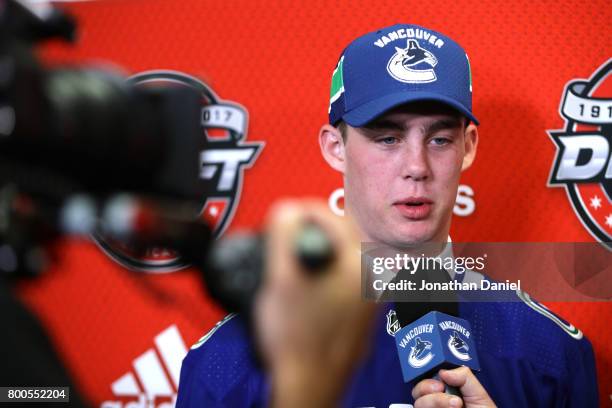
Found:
[342,91,479,127]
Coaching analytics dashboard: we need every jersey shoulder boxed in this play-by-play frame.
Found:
[460,288,598,406]
[461,289,595,376]
[177,314,266,407]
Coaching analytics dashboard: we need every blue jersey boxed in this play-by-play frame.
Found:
[177,292,599,407]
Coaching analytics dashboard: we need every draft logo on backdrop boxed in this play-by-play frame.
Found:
[95,70,263,271]
[548,59,612,249]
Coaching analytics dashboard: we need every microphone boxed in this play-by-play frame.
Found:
[392,263,480,399]
[394,310,480,397]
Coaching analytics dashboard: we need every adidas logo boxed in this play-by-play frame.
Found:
[101,325,188,408]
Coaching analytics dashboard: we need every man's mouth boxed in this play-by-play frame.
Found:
[393,198,433,220]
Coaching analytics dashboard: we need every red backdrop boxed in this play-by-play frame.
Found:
[13,0,611,406]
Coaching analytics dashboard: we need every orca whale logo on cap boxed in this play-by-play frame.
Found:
[387,39,438,83]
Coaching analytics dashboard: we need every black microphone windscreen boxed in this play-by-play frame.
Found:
[392,262,459,327]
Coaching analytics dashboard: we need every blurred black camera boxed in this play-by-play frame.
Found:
[0,0,273,318]
[0,0,206,199]
[0,0,333,318]
[0,0,210,277]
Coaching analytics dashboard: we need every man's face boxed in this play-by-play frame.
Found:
[322,103,477,247]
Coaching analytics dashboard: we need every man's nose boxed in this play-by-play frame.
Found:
[400,143,430,181]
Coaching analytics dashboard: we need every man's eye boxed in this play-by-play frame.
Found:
[378,136,398,145]
[430,137,451,146]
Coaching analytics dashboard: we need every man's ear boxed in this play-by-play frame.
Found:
[461,123,478,172]
[319,124,346,173]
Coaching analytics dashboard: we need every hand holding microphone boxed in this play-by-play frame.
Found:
[392,262,496,408]
[412,366,496,408]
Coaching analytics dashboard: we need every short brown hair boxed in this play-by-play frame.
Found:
[337,121,348,142]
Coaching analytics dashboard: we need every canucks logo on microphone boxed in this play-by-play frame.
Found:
[95,70,263,272]
[548,59,612,249]
[447,330,471,361]
[408,337,435,368]
[395,312,480,382]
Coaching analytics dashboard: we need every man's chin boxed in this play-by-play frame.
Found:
[392,223,438,244]
[378,231,437,249]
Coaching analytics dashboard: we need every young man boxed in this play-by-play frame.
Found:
[177,24,599,407]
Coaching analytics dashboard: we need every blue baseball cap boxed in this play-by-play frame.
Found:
[328,24,478,127]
